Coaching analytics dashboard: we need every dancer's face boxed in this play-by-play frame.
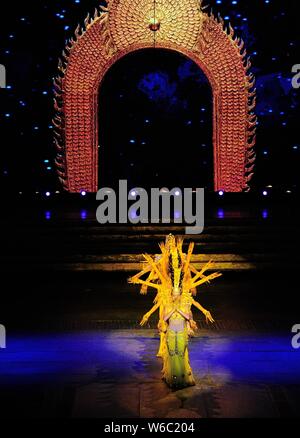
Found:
[172,287,181,300]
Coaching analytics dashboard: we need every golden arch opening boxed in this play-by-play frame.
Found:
[54,0,256,193]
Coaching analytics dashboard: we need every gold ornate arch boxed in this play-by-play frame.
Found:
[54,0,256,192]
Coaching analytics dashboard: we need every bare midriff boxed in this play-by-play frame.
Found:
[168,312,185,332]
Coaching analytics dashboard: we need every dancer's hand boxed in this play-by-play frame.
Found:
[140,313,149,326]
[190,319,198,331]
[128,277,138,284]
[140,284,148,295]
[204,310,215,324]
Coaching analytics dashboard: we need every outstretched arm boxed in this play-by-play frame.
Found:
[128,266,152,283]
[190,260,214,284]
[143,254,166,284]
[190,272,222,289]
[140,302,160,326]
[128,277,161,291]
[191,298,215,324]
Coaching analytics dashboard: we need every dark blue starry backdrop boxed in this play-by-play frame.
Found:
[99,49,214,190]
[0,0,299,194]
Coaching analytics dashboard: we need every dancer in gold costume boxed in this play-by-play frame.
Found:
[128,234,222,389]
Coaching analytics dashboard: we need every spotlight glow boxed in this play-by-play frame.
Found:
[81,210,87,220]
[217,208,225,219]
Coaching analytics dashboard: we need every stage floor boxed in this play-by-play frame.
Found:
[1,201,300,418]
[0,329,300,418]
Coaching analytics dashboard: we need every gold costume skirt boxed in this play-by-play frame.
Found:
[162,327,195,389]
